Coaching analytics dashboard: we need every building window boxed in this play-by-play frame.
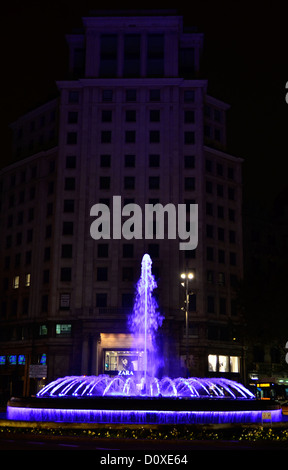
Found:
[125,110,136,122]
[230,252,237,266]
[64,199,75,213]
[218,355,229,372]
[218,249,225,263]
[96,293,107,308]
[60,293,71,310]
[43,269,49,284]
[56,323,72,336]
[101,90,113,103]
[122,267,134,282]
[101,131,112,143]
[149,89,161,102]
[68,91,79,103]
[124,154,135,167]
[147,34,164,77]
[62,221,74,235]
[149,154,160,167]
[68,111,78,124]
[206,247,214,261]
[104,349,143,373]
[179,48,195,77]
[101,110,112,122]
[207,295,215,314]
[184,155,195,169]
[184,177,195,191]
[99,176,110,190]
[97,267,108,281]
[100,154,111,167]
[123,244,134,258]
[25,273,31,287]
[100,34,117,77]
[230,356,240,373]
[60,267,72,282]
[124,176,135,190]
[64,177,75,190]
[13,275,20,289]
[125,89,137,102]
[208,354,217,372]
[149,130,160,143]
[41,295,48,313]
[125,130,136,143]
[208,354,240,373]
[184,110,195,123]
[149,176,160,190]
[98,244,109,258]
[184,90,195,102]
[122,293,134,309]
[61,244,73,258]
[66,155,76,168]
[66,132,78,145]
[184,131,195,145]
[148,243,159,258]
[39,324,48,336]
[124,34,141,77]
[219,297,226,315]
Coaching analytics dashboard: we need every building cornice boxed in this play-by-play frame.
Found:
[204,145,244,163]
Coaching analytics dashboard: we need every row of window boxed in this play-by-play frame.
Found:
[67,109,196,124]
[0,353,47,366]
[68,88,195,104]
[98,154,196,169]
[66,129,196,145]
[208,354,240,373]
[206,248,237,265]
[0,289,239,318]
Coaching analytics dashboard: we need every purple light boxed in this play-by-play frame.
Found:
[128,254,163,385]
[10,254,280,426]
[7,406,283,424]
[37,375,255,399]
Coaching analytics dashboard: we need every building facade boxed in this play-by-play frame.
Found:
[0,11,244,399]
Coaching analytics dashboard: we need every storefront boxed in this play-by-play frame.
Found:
[98,333,151,377]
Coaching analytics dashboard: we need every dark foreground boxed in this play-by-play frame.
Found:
[0,431,287,451]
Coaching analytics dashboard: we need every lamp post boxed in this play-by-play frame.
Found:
[180,272,194,376]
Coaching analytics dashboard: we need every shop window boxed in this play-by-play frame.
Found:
[208,354,241,374]
[230,356,240,373]
[104,349,144,374]
[218,355,229,372]
[208,354,217,372]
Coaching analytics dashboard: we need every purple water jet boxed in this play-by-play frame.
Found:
[128,253,163,392]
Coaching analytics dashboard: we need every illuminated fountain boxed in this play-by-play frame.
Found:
[7,254,282,424]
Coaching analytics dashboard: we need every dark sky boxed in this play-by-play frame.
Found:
[1,1,288,206]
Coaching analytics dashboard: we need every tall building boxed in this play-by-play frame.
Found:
[0,11,244,399]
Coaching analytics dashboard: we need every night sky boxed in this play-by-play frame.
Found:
[1,0,288,207]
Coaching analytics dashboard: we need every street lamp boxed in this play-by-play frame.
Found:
[180,271,194,376]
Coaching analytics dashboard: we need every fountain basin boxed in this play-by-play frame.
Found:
[7,395,282,424]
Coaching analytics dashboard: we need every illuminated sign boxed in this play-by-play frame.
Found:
[118,370,134,376]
